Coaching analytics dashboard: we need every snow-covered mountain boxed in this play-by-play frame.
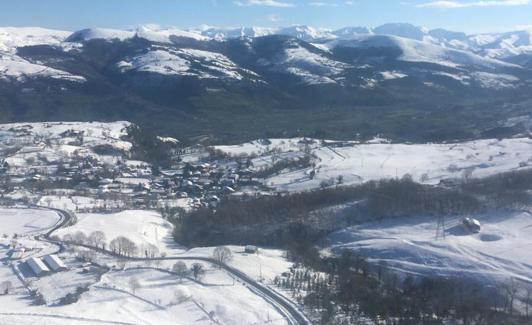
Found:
[0,24,530,87]
[0,23,531,144]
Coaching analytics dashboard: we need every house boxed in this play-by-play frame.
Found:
[26,257,51,276]
[462,217,481,233]
[43,254,67,271]
[10,247,26,260]
[244,245,258,254]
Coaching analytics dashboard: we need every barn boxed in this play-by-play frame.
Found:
[43,254,67,271]
[26,257,51,276]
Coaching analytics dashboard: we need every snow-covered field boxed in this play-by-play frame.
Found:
[325,210,532,284]
[54,210,177,253]
[216,137,532,192]
[0,206,295,325]
[0,207,60,237]
[0,262,290,325]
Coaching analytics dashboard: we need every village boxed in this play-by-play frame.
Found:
[0,122,289,214]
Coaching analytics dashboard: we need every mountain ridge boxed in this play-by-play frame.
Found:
[0,23,531,144]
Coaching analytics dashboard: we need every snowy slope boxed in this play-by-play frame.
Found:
[260,40,351,84]
[66,25,208,43]
[66,27,135,42]
[325,210,532,284]
[192,25,276,41]
[0,27,70,53]
[216,137,532,192]
[0,54,86,82]
[330,34,517,69]
[54,210,175,253]
[118,46,259,80]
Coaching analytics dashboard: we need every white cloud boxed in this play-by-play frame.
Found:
[416,0,530,8]
[309,1,339,6]
[234,0,295,7]
[267,13,282,22]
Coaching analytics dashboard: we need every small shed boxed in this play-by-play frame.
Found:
[10,247,25,260]
[462,217,481,233]
[26,257,51,276]
[244,245,258,254]
[43,254,67,271]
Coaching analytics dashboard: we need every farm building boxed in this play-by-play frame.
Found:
[42,254,67,271]
[462,217,481,233]
[10,247,26,260]
[26,257,50,276]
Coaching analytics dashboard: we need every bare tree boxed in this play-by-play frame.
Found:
[62,234,73,242]
[128,277,140,294]
[109,236,137,256]
[88,231,106,249]
[1,281,13,295]
[191,263,205,281]
[72,231,87,244]
[142,243,159,258]
[503,279,518,315]
[212,246,233,266]
[172,261,188,282]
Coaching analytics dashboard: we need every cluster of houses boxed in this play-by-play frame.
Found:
[0,127,270,212]
[26,254,67,277]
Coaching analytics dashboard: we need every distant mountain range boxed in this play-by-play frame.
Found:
[0,23,531,143]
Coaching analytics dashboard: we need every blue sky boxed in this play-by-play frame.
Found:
[1,0,531,33]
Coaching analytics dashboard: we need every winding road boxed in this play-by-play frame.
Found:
[38,207,311,325]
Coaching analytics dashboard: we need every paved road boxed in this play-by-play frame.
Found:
[41,207,311,325]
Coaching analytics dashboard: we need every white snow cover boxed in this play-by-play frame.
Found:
[471,71,520,89]
[54,210,175,253]
[325,210,532,284]
[0,27,70,53]
[0,55,86,82]
[216,137,532,192]
[193,25,276,41]
[380,70,407,80]
[68,27,135,42]
[262,41,350,84]
[68,25,208,43]
[0,121,133,176]
[0,208,60,236]
[119,46,256,80]
[329,35,518,69]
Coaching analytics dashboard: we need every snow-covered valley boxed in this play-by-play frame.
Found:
[1,121,531,323]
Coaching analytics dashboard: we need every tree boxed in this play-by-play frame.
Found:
[72,231,87,244]
[143,243,159,258]
[129,277,140,294]
[109,236,137,256]
[172,261,188,282]
[1,281,13,295]
[88,231,106,249]
[191,263,205,281]
[174,286,191,304]
[212,246,233,266]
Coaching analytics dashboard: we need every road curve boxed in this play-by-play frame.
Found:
[42,207,311,325]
